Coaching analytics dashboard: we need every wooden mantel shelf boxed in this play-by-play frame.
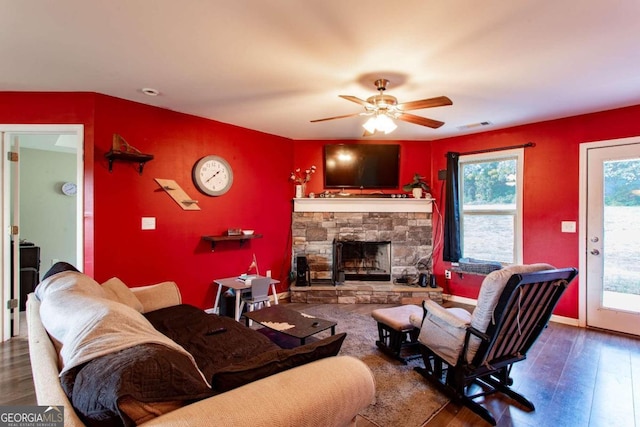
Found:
[293,197,433,213]
[201,234,263,251]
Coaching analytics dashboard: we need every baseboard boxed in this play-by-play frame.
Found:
[444,294,580,327]
[549,314,580,326]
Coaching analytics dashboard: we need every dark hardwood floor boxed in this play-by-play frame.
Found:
[3,304,639,426]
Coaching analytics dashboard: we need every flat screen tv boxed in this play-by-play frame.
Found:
[323,144,400,189]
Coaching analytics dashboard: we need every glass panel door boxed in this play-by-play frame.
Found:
[586,142,640,335]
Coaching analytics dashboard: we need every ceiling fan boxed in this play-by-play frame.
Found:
[311,79,452,135]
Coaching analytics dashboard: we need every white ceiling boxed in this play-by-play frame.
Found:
[2,1,639,141]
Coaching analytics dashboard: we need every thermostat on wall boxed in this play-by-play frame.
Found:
[61,182,77,196]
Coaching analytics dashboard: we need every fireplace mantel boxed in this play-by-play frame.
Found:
[293,197,432,213]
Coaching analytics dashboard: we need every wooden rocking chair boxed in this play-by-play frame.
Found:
[410,264,578,425]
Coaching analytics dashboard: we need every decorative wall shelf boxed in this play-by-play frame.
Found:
[201,234,263,251]
[105,150,154,174]
[154,178,200,210]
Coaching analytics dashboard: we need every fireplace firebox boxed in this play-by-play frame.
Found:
[332,239,391,284]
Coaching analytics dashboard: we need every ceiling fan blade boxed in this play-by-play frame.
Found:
[397,96,452,111]
[397,113,445,129]
[339,95,376,108]
[310,112,363,123]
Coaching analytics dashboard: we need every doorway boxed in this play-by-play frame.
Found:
[580,136,640,336]
[1,125,84,341]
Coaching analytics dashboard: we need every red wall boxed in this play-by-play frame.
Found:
[4,91,640,318]
[91,95,294,308]
[1,92,294,309]
[294,105,640,319]
[428,106,640,318]
[0,92,97,276]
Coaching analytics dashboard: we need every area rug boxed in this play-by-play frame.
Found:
[298,305,450,427]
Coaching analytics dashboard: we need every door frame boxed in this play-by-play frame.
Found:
[578,135,640,328]
[0,124,84,341]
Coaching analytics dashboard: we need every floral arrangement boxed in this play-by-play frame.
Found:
[289,165,316,184]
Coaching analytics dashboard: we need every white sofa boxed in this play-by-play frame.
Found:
[27,280,376,427]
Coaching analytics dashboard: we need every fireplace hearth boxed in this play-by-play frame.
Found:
[333,240,391,283]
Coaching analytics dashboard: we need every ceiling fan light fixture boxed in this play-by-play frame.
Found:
[378,114,397,134]
[363,117,378,134]
[362,114,397,134]
[312,78,451,134]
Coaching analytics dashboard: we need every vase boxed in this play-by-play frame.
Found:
[295,184,305,198]
[412,187,423,199]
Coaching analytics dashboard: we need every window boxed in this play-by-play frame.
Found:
[459,149,523,264]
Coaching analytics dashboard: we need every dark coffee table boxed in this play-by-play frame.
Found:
[244,305,336,345]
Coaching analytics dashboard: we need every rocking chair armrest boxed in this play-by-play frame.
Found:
[461,325,492,363]
[466,326,490,342]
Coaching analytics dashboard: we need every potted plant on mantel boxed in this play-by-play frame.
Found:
[402,173,431,199]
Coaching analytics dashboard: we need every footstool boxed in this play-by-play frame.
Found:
[371,304,424,364]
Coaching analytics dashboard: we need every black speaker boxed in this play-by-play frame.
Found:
[296,256,311,286]
[418,273,428,287]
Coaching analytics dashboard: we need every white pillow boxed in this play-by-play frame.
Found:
[101,277,144,312]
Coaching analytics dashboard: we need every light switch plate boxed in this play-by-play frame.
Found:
[141,217,156,230]
[561,221,576,233]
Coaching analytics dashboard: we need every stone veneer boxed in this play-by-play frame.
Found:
[291,198,434,285]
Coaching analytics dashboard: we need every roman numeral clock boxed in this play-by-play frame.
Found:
[192,155,234,196]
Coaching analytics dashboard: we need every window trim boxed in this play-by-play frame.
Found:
[458,148,524,264]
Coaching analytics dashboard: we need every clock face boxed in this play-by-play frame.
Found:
[192,155,233,196]
[61,182,77,196]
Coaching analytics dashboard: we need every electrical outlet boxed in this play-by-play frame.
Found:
[445,269,452,280]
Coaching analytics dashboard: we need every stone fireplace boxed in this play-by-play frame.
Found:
[290,198,442,304]
[291,197,434,286]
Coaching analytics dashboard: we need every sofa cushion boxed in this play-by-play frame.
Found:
[101,277,144,312]
[212,332,347,392]
[134,281,182,313]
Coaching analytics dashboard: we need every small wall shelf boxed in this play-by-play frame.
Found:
[450,267,488,279]
[154,178,200,210]
[202,234,263,251]
[105,150,154,174]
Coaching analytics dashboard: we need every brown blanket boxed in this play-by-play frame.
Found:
[144,304,280,377]
[60,343,214,427]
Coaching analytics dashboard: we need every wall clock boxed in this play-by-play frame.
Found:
[61,182,77,196]
[192,155,234,196]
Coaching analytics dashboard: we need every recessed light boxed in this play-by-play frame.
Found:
[141,87,160,96]
[457,121,492,131]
